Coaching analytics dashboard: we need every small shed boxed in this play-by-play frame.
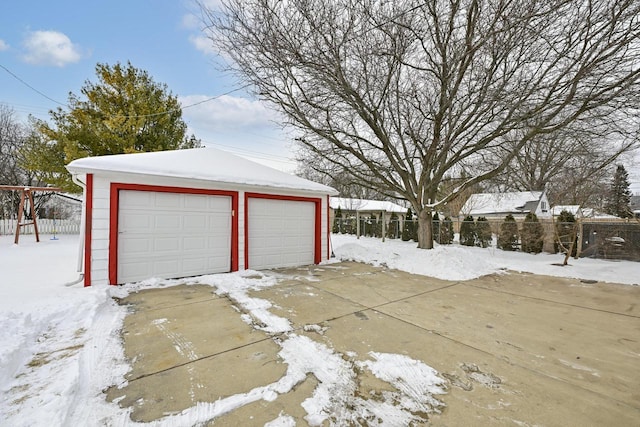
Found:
[550,205,584,218]
[66,148,337,286]
[631,195,640,218]
[330,197,407,240]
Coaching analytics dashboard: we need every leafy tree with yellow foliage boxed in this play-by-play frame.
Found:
[23,62,200,191]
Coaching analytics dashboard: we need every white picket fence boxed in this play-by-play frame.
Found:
[0,219,81,235]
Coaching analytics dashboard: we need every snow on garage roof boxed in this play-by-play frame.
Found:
[66,148,337,194]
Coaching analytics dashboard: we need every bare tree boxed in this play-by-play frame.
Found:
[0,106,51,219]
[295,149,399,200]
[487,120,638,207]
[203,0,640,248]
[0,105,28,219]
[0,105,24,185]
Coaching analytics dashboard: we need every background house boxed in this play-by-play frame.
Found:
[460,191,551,220]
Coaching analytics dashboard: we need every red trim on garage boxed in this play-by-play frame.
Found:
[327,194,330,260]
[108,183,239,285]
[83,174,93,287]
[244,192,322,269]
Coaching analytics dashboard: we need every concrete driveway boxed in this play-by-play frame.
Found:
[107,262,640,426]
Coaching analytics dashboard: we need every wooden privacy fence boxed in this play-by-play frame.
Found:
[0,219,81,236]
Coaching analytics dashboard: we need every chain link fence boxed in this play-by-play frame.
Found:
[580,221,640,261]
[332,216,640,262]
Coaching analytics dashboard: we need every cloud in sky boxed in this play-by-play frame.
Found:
[181,0,221,31]
[181,94,281,132]
[189,34,217,56]
[0,39,9,51]
[179,93,298,171]
[21,30,82,67]
[181,13,200,30]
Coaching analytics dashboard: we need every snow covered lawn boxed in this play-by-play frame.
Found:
[332,234,639,284]
[0,233,637,426]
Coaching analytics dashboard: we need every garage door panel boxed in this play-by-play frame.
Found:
[120,213,152,231]
[183,195,208,209]
[121,190,152,207]
[182,257,207,272]
[152,259,180,275]
[119,238,151,255]
[208,236,230,250]
[154,192,181,208]
[248,198,315,270]
[183,214,207,229]
[183,236,207,251]
[153,237,181,252]
[118,190,232,283]
[154,214,181,229]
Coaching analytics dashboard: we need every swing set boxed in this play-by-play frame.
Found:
[0,185,62,244]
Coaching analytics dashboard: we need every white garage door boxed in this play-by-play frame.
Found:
[247,198,315,270]
[117,190,232,283]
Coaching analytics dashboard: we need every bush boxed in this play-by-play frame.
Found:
[402,208,413,241]
[476,216,492,248]
[333,207,343,233]
[362,215,381,237]
[498,214,519,251]
[441,216,454,244]
[373,216,383,237]
[521,212,543,253]
[459,215,477,246]
[341,217,355,234]
[386,212,399,239]
[432,212,442,243]
[555,210,577,255]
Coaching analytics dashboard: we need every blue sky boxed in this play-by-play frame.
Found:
[1,0,638,194]
[0,0,295,171]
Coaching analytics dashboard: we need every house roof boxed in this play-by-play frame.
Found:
[330,197,407,213]
[66,148,337,194]
[461,191,543,216]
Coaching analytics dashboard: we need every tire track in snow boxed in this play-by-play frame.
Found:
[151,318,204,403]
[151,318,199,361]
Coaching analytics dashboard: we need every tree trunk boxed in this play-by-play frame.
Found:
[563,223,579,266]
[417,209,434,249]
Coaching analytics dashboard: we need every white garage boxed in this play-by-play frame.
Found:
[66,148,336,286]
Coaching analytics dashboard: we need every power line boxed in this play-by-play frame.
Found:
[0,63,67,107]
[0,62,250,119]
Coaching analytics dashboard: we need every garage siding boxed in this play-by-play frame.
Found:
[88,175,112,285]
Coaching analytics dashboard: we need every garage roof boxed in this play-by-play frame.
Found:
[66,147,337,194]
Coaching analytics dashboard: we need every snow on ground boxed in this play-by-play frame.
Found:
[0,233,637,426]
[332,234,640,285]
